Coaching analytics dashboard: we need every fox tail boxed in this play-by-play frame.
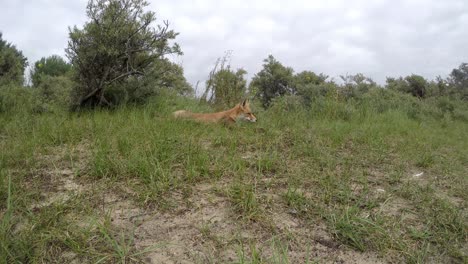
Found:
[173,110,192,118]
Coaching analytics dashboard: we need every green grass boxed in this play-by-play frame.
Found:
[0,92,467,263]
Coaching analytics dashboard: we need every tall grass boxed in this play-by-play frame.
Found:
[0,88,467,262]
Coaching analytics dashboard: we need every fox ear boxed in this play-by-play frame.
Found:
[242,99,248,107]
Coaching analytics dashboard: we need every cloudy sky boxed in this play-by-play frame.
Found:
[1,0,468,87]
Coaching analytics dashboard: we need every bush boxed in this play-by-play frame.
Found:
[296,82,338,106]
[200,52,247,109]
[0,84,35,114]
[386,74,428,98]
[0,33,28,86]
[66,0,181,109]
[405,75,427,98]
[151,59,193,97]
[36,75,74,110]
[30,55,72,87]
[448,63,468,100]
[269,95,304,113]
[0,76,75,114]
[250,55,295,108]
[294,71,336,106]
[339,73,378,100]
[436,97,455,114]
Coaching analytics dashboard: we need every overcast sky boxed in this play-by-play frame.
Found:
[1,0,468,88]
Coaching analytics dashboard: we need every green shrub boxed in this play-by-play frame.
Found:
[269,95,304,113]
[339,73,378,100]
[0,84,35,114]
[36,75,74,109]
[30,55,72,87]
[66,0,181,109]
[250,55,295,108]
[202,52,247,110]
[0,33,28,86]
[297,82,338,106]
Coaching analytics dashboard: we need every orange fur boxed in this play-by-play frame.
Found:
[173,99,257,124]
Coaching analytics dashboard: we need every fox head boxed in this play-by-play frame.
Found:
[239,99,257,122]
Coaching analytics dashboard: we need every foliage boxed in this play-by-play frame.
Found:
[268,95,305,114]
[448,63,468,99]
[30,55,72,87]
[339,73,378,99]
[0,79,73,115]
[98,58,192,106]
[293,71,337,106]
[201,52,247,109]
[66,0,182,109]
[405,74,428,98]
[150,59,193,96]
[0,84,34,113]
[386,76,406,92]
[250,55,295,108]
[294,71,328,87]
[209,68,247,108]
[35,75,74,111]
[423,77,448,98]
[386,74,428,98]
[0,33,28,86]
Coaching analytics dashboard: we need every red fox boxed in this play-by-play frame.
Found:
[173,99,257,124]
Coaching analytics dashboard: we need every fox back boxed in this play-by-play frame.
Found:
[173,99,257,124]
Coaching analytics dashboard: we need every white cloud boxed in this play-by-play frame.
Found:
[1,0,467,86]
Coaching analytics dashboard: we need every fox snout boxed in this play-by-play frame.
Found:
[246,114,257,122]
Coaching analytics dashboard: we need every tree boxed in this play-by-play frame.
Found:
[405,74,427,98]
[340,73,377,99]
[30,55,72,87]
[0,33,28,85]
[448,63,468,99]
[151,59,193,96]
[250,55,295,108]
[294,71,333,104]
[119,58,192,104]
[36,75,74,109]
[201,52,247,108]
[386,74,427,98]
[66,0,182,108]
[208,68,247,108]
[295,71,328,87]
[386,76,408,93]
